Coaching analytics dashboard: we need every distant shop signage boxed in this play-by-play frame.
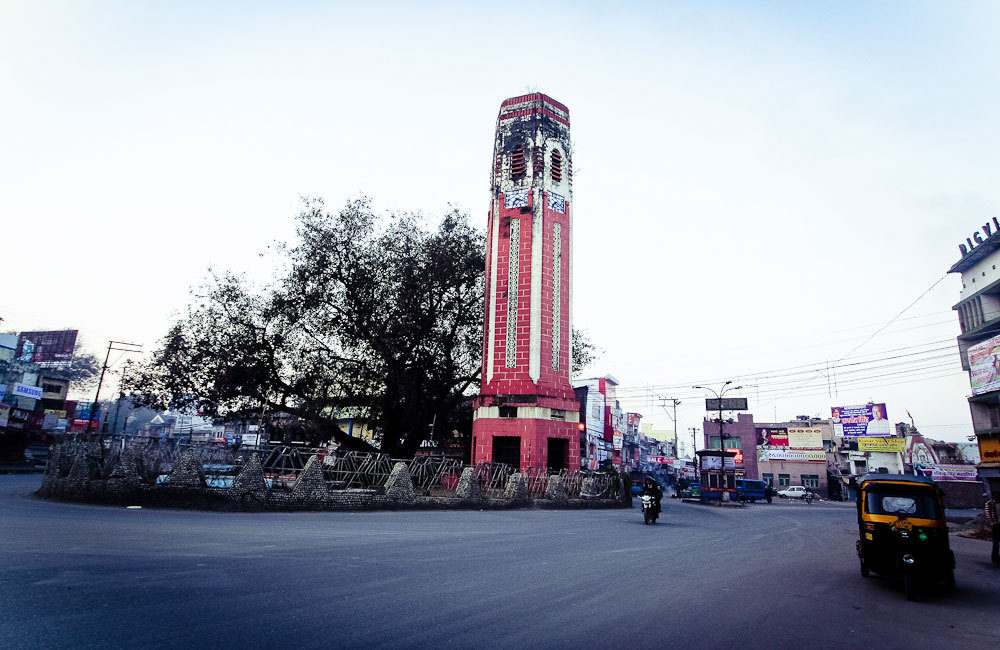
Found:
[13,383,43,400]
[967,333,1000,396]
[857,437,905,453]
[0,404,9,428]
[647,455,668,464]
[832,403,890,437]
[758,448,825,462]
[613,433,623,450]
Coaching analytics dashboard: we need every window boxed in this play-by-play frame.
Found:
[550,409,565,421]
[499,406,517,419]
[762,473,774,487]
[42,383,63,394]
[511,148,526,177]
[778,474,791,487]
[550,149,563,182]
[710,436,741,450]
[801,474,820,488]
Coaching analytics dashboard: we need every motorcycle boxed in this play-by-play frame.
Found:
[640,493,659,524]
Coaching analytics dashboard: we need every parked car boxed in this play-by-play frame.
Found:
[778,485,811,499]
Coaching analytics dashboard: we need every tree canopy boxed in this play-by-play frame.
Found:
[132,196,600,457]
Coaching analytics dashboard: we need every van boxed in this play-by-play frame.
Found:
[736,479,768,503]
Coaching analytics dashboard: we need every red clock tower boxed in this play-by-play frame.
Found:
[471,93,581,470]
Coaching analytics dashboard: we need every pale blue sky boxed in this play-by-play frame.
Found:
[3,1,998,442]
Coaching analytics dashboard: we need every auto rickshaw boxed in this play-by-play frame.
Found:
[856,473,955,600]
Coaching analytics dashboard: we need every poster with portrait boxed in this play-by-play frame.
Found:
[831,403,890,437]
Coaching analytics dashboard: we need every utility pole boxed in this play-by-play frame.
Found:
[112,359,133,435]
[659,397,681,458]
[86,341,142,435]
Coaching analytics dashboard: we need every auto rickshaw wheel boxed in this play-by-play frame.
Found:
[904,573,919,601]
[859,558,870,577]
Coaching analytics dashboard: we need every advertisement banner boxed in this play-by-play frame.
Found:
[787,427,823,449]
[758,448,826,462]
[13,383,43,400]
[15,330,78,366]
[857,437,905,452]
[647,455,668,464]
[613,433,623,450]
[979,436,1000,464]
[919,464,978,482]
[968,333,1000,396]
[0,404,9,428]
[832,403,891,437]
[701,455,736,470]
[757,427,788,447]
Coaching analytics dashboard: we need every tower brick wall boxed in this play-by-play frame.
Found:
[472,93,580,470]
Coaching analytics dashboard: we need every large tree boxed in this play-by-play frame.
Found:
[133,197,601,457]
[132,197,485,457]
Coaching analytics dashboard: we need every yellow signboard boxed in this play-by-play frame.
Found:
[979,436,1000,465]
[857,437,905,452]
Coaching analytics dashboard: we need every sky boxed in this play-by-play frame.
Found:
[2,0,998,444]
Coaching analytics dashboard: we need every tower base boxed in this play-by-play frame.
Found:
[471,395,581,469]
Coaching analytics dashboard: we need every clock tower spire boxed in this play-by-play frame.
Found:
[471,93,580,471]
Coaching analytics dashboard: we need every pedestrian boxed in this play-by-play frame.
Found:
[986,492,999,566]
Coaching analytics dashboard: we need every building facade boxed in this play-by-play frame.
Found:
[948,219,1000,500]
[702,412,760,482]
[472,93,580,470]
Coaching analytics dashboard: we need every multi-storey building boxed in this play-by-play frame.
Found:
[948,220,1000,499]
[471,93,580,470]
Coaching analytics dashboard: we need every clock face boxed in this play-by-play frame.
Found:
[548,192,565,214]
[505,189,530,209]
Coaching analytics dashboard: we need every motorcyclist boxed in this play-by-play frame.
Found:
[640,477,663,518]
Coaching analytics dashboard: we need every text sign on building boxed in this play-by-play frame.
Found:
[13,383,43,400]
[979,436,1000,464]
[705,397,748,411]
[967,333,1000,396]
[918,464,979,482]
[857,437,905,452]
[831,403,890,437]
[647,455,668,464]
[757,448,826,462]
[787,427,823,449]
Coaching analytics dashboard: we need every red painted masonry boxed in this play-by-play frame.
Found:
[473,93,579,470]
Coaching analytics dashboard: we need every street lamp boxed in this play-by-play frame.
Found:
[693,381,743,503]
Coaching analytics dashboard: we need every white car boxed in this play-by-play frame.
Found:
[777,485,811,499]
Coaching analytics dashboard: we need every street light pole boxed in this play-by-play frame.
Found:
[693,381,742,503]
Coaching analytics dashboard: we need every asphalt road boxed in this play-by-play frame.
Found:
[1,475,998,650]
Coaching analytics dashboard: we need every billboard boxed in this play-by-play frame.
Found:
[832,403,890,437]
[15,330,78,366]
[968,333,1000,395]
[787,427,823,449]
[705,397,748,411]
[857,437,905,452]
[757,448,826,462]
[756,427,788,447]
[918,464,978,482]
